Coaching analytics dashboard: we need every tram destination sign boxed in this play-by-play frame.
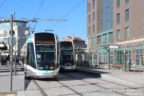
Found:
[36,41,55,44]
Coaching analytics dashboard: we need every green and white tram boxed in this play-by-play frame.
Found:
[60,41,76,70]
[21,32,60,78]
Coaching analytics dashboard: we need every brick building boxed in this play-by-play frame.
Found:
[87,0,144,68]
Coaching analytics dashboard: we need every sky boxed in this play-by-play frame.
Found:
[0,0,87,42]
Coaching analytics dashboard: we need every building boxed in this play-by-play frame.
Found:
[87,0,144,69]
[113,0,144,68]
[62,36,86,49]
[0,20,29,57]
[87,0,113,67]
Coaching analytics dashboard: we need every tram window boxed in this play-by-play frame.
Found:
[27,43,36,68]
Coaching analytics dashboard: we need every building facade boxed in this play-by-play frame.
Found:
[87,0,113,67]
[113,0,144,67]
[87,0,144,68]
[0,20,29,57]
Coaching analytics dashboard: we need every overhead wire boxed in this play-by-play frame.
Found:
[0,0,7,8]
[31,0,45,33]
[34,0,45,18]
[52,0,86,28]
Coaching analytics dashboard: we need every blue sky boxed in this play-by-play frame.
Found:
[0,0,87,42]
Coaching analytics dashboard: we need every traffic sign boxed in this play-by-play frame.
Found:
[9,30,15,36]
[109,45,118,49]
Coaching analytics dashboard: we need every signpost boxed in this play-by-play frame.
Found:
[9,14,14,91]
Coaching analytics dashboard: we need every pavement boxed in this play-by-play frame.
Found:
[0,71,25,92]
[0,65,144,96]
[76,66,144,88]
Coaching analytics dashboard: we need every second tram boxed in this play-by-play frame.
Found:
[60,41,76,70]
[21,32,60,78]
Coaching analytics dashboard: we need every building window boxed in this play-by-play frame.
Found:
[117,0,120,8]
[109,32,113,43]
[93,12,95,22]
[125,27,130,38]
[89,15,91,24]
[117,13,120,24]
[89,3,91,12]
[93,37,96,48]
[93,0,95,9]
[88,38,92,49]
[117,30,120,40]
[88,26,91,34]
[97,36,101,45]
[125,0,129,4]
[103,34,107,44]
[135,49,143,66]
[93,24,95,33]
[125,9,129,21]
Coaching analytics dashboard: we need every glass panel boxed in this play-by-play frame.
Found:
[89,26,91,34]
[93,12,95,22]
[89,15,91,24]
[93,24,95,33]
[125,27,130,38]
[125,9,129,21]
[109,32,113,43]
[93,0,95,9]
[117,0,120,8]
[93,37,96,48]
[117,30,120,40]
[117,13,120,24]
[101,0,113,31]
[125,0,129,3]
[28,43,36,68]
[89,3,91,12]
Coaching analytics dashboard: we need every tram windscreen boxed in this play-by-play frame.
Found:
[60,42,72,50]
[35,33,55,43]
[35,33,56,70]
[61,50,73,61]
[60,42,74,65]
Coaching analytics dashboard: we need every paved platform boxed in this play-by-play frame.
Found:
[76,66,144,88]
[0,71,25,92]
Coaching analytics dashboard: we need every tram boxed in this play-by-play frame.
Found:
[21,32,60,78]
[60,41,76,70]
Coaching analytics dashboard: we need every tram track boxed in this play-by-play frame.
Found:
[61,72,130,96]
[75,70,137,89]
[32,79,48,96]
[54,78,84,96]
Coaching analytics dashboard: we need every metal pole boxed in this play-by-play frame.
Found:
[108,50,110,70]
[14,51,16,75]
[0,50,1,67]
[10,14,13,91]
[124,46,127,72]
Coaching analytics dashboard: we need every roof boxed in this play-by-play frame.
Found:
[62,36,85,42]
[0,20,28,23]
